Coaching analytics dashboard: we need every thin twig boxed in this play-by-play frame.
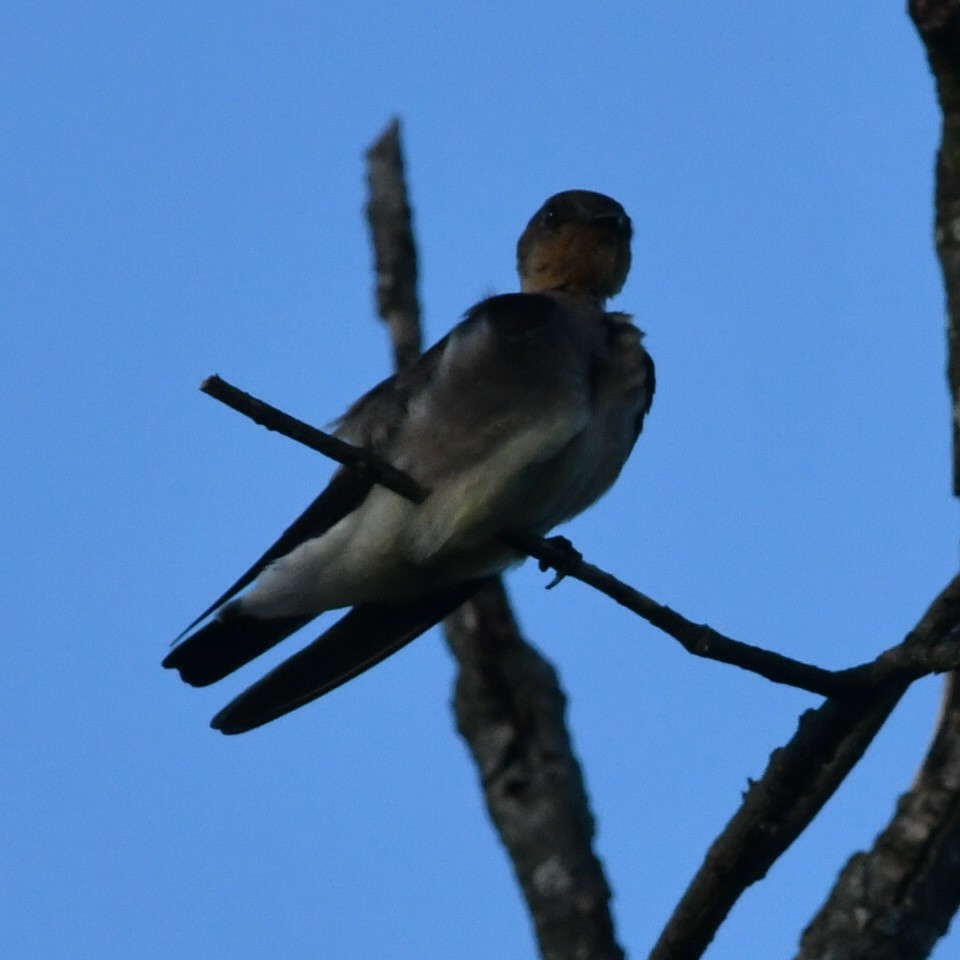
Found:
[504,530,846,697]
[198,372,883,700]
[199,358,960,960]
[200,374,428,503]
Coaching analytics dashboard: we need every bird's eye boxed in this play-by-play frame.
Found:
[543,206,560,227]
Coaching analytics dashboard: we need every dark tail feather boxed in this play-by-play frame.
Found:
[163,607,313,687]
[211,581,486,735]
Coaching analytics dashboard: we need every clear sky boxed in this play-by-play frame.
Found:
[3,3,957,958]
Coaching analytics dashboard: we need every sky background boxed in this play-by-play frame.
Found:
[3,3,958,958]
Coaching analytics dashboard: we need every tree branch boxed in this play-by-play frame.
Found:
[795,666,960,960]
[446,582,626,960]
[911,0,960,494]
[200,375,427,503]
[507,531,846,698]
[365,118,422,372]
[647,574,960,960]
[362,119,626,960]
[785,8,960,958]
[197,372,873,700]
[199,119,960,960]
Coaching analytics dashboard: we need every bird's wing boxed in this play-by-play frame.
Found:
[331,331,454,450]
[210,579,488,734]
[633,347,656,442]
[173,332,460,638]
[164,467,379,686]
[339,294,586,474]
[167,293,596,694]
[595,312,655,446]
[165,333,466,683]
[367,294,603,556]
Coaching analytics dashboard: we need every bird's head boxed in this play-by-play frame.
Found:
[516,190,632,302]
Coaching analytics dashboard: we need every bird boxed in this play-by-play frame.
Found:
[164,189,655,734]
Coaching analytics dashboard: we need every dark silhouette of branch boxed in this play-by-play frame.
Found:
[197,372,881,700]
[785,8,960,958]
[198,118,960,960]
[446,582,625,960]
[648,574,960,960]
[911,0,960,495]
[199,364,960,960]
[365,118,422,372]
[507,531,846,698]
[796,667,960,960]
[362,119,626,960]
[838,636,960,685]
[200,375,428,503]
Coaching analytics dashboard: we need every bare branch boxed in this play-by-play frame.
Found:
[365,118,422,371]
[506,531,845,698]
[910,0,960,495]
[648,574,960,960]
[841,634,960,683]
[363,122,625,960]
[199,374,428,503]
[796,667,960,960]
[200,117,960,960]
[197,373,860,699]
[446,582,626,960]
[786,9,960,958]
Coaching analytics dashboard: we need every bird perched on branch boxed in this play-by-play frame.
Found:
[164,190,655,734]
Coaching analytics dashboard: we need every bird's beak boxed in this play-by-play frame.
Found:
[591,211,631,233]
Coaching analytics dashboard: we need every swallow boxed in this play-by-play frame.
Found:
[164,190,655,734]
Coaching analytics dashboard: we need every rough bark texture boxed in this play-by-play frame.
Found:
[797,670,960,960]
[786,8,960,958]
[446,583,625,960]
[365,118,422,372]
[649,576,960,960]
[356,85,960,957]
[363,119,625,960]
[911,0,960,493]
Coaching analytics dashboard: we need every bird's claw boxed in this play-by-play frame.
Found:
[539,536,582,589]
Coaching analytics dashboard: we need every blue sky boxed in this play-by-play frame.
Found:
[3,3,957,958]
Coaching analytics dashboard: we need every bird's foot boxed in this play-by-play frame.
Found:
[539,536,583,589]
